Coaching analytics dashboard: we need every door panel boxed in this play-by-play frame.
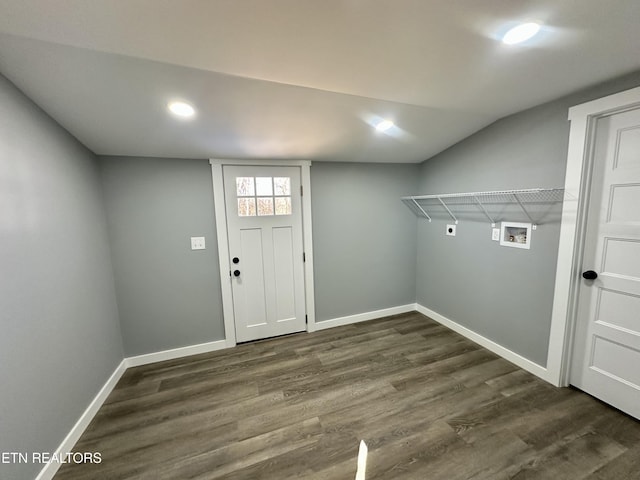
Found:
[590,336,640,386]
[608,185,640,222]
[597,289,640,332]
[570,107,640,420]
[223,165,306,343]
[272,226,296,321]
[615,126,640,168]
[602,238,640,277]
[239,228,267,328]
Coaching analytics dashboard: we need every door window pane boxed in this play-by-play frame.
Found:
[236,177,255,196]
[236,176,291,217]
[256,177,273,196]
[275,197,292,215]
[257,197,274,216]
[238,198,256,216]
[274,177,291,196]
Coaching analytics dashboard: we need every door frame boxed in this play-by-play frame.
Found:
[209,159,317,348]
[547,85,640,386]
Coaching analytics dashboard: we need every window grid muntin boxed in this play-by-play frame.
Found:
[236,176,292,217]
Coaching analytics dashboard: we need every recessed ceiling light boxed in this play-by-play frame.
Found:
[375,119,394,132]
[502,22,541,45]
[168,101,195,118]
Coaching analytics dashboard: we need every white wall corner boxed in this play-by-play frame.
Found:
[415,304,553,384]
[35,360,128,480]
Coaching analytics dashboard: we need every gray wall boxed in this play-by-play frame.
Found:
[311,162,419,321]
[100,159,420,353]
[416,70,640,366]
[0,74,123,480]
[99,156,224,356]
[4,60,637,479]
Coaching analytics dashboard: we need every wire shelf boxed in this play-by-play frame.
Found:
[401,188,568,226]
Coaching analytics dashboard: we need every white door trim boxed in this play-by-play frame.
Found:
[209,159,316,347]
[547,85,640,386]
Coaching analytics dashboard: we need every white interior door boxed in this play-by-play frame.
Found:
[570,107,640,419]
[223,165,306,343]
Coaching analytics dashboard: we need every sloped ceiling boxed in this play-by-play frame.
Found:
[0,0,639,163]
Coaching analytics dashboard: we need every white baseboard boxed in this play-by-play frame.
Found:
[313,304,416,331]
[35,303,554,480]
[125,339,228,368]
[415,304,551,382]
[35,359,128,480]
[35,339,228,479]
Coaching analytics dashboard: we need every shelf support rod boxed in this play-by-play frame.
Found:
[473,195,496,227]
[437,196,458,224]
[512,193,536,227]
[411,198,431,222]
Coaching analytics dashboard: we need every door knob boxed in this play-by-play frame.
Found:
[233,270,241,277]
[582,270,598,280]
[232,257,240,264]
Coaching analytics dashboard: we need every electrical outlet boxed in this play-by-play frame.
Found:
[446,224,456,236]
[492,228,500,241]
[190,236,206,250]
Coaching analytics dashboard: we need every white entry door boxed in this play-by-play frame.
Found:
[222,165,307,343]
[570,107,640,419]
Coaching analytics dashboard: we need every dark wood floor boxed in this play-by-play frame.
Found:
[55,312,640,480]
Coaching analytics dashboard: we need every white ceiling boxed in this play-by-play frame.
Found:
[0,0,639,163]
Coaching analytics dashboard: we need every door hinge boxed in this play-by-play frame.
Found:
[300,185,303,196]
[305,314,308,324]
[303,252,306,262]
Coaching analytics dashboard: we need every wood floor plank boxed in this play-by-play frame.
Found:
[237,379,397,440]
[588,443,640,480]
[502,427,626,480]
[54,312,640,480]
[142,417,323,480]
[81,389,284,442]
[484,368,539,396]
[390,429,532,480]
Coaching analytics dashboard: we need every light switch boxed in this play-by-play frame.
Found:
[492,228,500,241]
[191,236,206,250]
